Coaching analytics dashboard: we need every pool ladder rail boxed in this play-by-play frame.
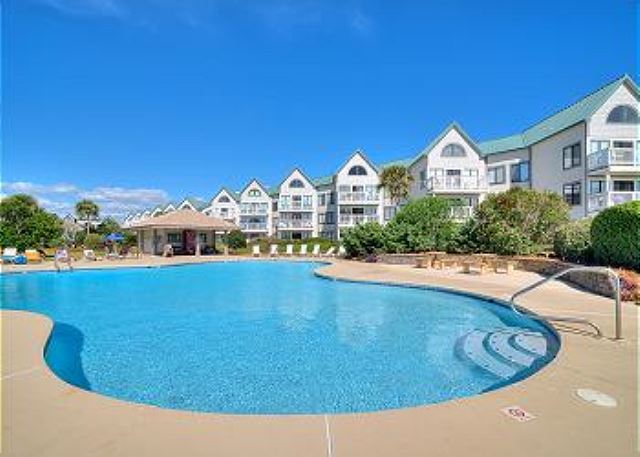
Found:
[508,266,622,340]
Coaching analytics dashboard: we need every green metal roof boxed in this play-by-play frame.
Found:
[180,197,208,211]
[478,74,638,156]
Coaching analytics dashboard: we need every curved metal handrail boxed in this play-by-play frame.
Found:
[509,266,622,340]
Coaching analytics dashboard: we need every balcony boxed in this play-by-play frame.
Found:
[278,220,314,230]
[424,176,487,192]
[338,214,379,226]
[588,191,640,213]
[338,192,379,203]
[239,222,268,231]
[587,148,640,171]
[279,202,313,211]
[240,206,269,216]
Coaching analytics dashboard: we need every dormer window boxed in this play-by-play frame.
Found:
[219,196,230,203]
[607,105,639,124]
[348,165,368,176]
[442,143,466,157]
[289,179,305,188]
[248,189,261,197]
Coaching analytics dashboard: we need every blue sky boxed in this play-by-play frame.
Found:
[2,0,637,217]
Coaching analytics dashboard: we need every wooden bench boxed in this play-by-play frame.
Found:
[415,256,433,269]
[492,259,518,274]
[433,258,459,270]
[462,260,490,275]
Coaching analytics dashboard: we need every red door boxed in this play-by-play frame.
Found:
[184,230,196,254]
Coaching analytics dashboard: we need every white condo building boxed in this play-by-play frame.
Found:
[124,74,639,241]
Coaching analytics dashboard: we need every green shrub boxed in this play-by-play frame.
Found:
[553,218,593,263]
[384,197,458,253]
[83,233,104,250]
[341,222,387,258]
[224,230,247,250]
[591,201,640,270]
[465,188,569,255]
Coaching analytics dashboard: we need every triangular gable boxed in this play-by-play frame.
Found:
[210,187,239,204]
[239,179,271,197]
[277,167,317,191]
[410,122,483,167]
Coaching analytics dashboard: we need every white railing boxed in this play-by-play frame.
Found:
[278,220,314,229]
[240,206,269,215]
[449,206,474,221]
[239,222,268,231]
[588,191,640,212]
[338,214,379,225]
[338,192,380,203]
[279,203,313,211]
[425,176,487,192]
[588,148,639,170]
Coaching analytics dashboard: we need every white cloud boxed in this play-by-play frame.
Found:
[0,181,169,219]
[36,0,126,17]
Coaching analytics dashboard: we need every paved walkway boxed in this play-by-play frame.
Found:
[1,258,637,456]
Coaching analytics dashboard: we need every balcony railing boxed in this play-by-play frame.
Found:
[449,206,474,221]
[240,207,269,215]
[279,202,313,211]
[588,191,640,212]
[425,176,487,192]
[338,214,379,226]
[338,192,380,203]
[588,148,640,170]
[278,220,314,229]
[239,222,268,231]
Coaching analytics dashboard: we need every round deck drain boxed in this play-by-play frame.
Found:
[575,389,617,408]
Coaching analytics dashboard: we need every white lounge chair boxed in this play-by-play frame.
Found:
[285,244,294,256]
[311,244,320,257]
[299,244,308,256]
[270,244,279,257]
[337,246,346,257]
[83,249,101,261]
[2,247,17,263]
[252,245,260,257]
[323,246,335,257]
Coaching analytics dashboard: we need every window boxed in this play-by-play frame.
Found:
[248,189,261,197]
[487,166,506,185]
[219,196,230,203]
[446,169,461,176]
[348,165,368,176]
[318,213,325,223]
[510,161,530,183]
[590,140,610,153]
[613,180,635,192]
[325,212,335,224]
[318,194,326,206]
[289,179,305,188]
[167,233,182,243]
[563,182,582,206]
[589,180,605,194]
[441,143,466,157]
[329,192,336,204]
[384,206,397,221]
[607,105,639,124]
[198,233,207,243]
[562,143,582,169]
[303,195,313,208]
[419,170,426,189]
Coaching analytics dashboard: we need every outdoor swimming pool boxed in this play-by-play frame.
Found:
[1,261,559,414]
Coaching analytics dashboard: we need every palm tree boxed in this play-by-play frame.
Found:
[75,199,100,234]
[379,165,414,214]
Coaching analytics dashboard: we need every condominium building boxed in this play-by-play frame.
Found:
[124,74,639,240]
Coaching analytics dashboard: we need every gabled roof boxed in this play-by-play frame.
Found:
[335,149,380,175]
[479,74,639,155]
[211,187,240,203]
[239,178,271,198]
[130,209,237,231]
[312,174,334,187]
[410,122,484,166]
[275,167,317,192]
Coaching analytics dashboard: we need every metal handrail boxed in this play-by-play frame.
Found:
[509,266,622,340]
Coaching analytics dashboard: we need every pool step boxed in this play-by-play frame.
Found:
[457,329,548,380]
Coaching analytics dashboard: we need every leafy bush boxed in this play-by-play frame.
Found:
[0,194,63,250]
[465,188,569,255]
[553,218,593,263]
[341,222,387,258]
[384,197,458,253]
[591,201,640,270]
[225,230,247,250]
[83,233,104,250]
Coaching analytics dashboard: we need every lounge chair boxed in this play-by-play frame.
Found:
[25,249,43,263]
[337,246,346,257]
[323,246,335,257]
[285,244,294,256]
[311,244,320,257]
[299,244,308,256]
[252,245,260,257]
[2,247,17,264]
[83,249,102,261]
[270,244,279,257]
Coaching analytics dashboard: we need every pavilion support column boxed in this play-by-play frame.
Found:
[137,230,142,256]
[153,229,158,255]
[213,230,217,254]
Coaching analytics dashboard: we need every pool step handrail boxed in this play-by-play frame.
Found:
[508,266,621,340]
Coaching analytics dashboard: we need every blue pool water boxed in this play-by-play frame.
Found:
[1,261,559,414]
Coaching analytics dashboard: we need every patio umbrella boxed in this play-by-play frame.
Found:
[104,232,125,243]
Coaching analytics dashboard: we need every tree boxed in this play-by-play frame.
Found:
[378,165,414,208]
[464,188,569,255]
[224,230,247,250]
[341,222,387,258]
[75,199,100,234]
[384,197,458,253]
[96,216,121,235]
[0,194,63,250]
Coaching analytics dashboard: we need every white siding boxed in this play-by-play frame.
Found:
[485,148,530,193]
[588,84,640,140]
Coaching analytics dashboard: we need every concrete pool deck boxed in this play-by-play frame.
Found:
[1,257,637,456]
